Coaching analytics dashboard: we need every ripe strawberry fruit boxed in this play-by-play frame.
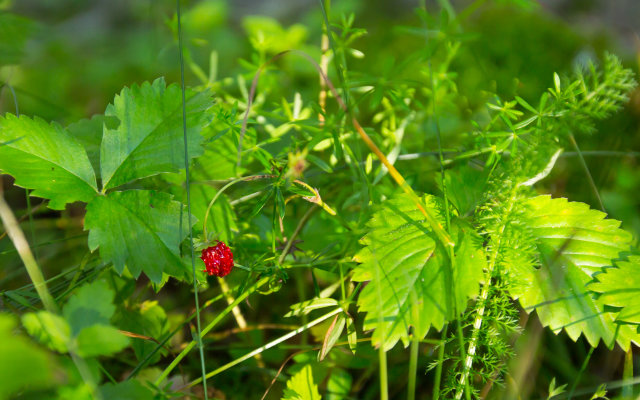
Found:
[200,241,234,277]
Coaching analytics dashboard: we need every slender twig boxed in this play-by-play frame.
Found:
[569,133,605,212]
[278,206,317,265]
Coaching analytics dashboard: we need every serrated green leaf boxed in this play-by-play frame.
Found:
[67,115,117,180]
[85,190,192,283]
[0,313,55,399]
[0,114,98,209]
[101,78,211,190]
[352,194,485,350]
[282,364,322,400]
[510,195,638,349]
[590,256,640,325]
[22,311,70,353]
[76,325,129,357]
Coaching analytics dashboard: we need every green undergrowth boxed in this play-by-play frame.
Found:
[1,1,640,399]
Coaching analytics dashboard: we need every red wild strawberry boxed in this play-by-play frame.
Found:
[200,241,234,277]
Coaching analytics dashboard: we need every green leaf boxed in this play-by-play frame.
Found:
[307,154,333,173]
[63,280,116,335]
[282,364,322,400]
[76,325,129,357]
[437,164,487,217]
[0,12,36,66]
[22,311,71,353]
[114,300,169,364]
[101,78,211,190]
[590,256,640,325]
[0,313,55,400]
[326,369,352,400]
[85,190,192,283]
[285,298,339,317]
[510,195,638,349]
[67,115,118,180]
[98,380,154,400]
[352,194,485,350]
[318,314,346,361]
[251,188,274,217]
[345,315,357,354]
[0,114,98,209]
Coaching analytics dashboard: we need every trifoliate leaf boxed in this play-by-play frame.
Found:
[510,195,638,349]
[0,114,98,209]
[590,256,640,325]
[0,313,55,400]
[100,78,211,190]
[85,190,192,283]
[282,364,322,400]
[353,194,485,350]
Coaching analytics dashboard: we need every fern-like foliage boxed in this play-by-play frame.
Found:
[557,53,636,128]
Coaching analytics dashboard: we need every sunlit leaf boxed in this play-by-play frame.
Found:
[0,114,98,209]
[353,194,485,350]
[100,78,211,190]
[510,196,638,349]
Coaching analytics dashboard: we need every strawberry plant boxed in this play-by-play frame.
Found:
[1,1,640,399]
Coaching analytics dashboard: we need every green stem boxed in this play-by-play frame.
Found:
[176,0,208,397]
[432,324,448,400]
[408,333,419,400]
[0,192,56,311]
[455,189,517,400]
[0,188,100,398]
[155,276,270,385]
[622,348,634,399]
[182,307,343,388]
[568,346,594,400]
[569,133,605,212]
[379,340,389,400]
